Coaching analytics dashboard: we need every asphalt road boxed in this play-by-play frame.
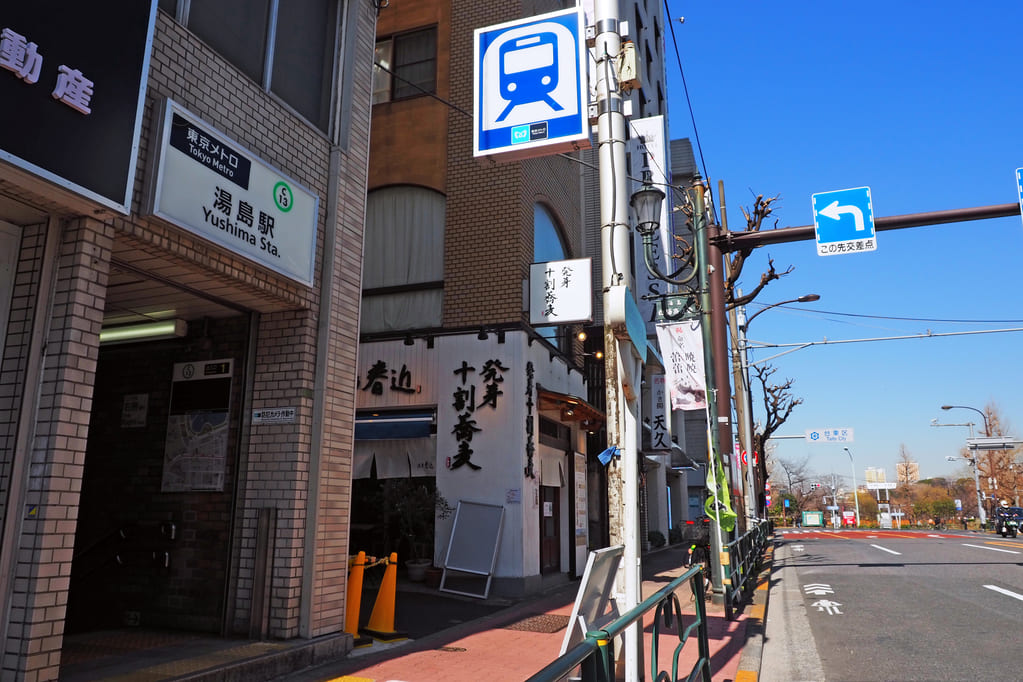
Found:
[762,528,1023,681]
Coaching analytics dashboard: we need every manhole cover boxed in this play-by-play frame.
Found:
[502,614,571,633]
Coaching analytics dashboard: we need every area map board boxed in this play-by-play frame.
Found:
[473,7,589,160]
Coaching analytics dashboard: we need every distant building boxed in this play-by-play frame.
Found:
[896,461,920,484]
[865,467,887,484]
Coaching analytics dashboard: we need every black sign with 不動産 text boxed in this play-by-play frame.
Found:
[0,1,156,213]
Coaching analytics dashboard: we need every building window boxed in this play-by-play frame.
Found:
[373,27,437,104]
[163,0,340,133]
[361,186,445,333]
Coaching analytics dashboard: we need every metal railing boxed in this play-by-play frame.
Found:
[526,565,711,682]
[723,519,770,620]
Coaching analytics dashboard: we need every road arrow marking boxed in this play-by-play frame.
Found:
[870,544,901,555]
[984,585,1023,602]
[963,543,1020,554]
[804,583,834,596]
[819,200,865,231]
[811,599,843,615]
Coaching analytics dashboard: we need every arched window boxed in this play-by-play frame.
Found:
[361,186,445,333]
[534,203,568,263]
[533,204,570,346]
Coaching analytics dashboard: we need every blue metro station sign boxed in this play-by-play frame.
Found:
[473,7,590,160]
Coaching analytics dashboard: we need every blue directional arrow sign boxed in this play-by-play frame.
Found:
[812,186,876,256]
[1016,168,1023,224]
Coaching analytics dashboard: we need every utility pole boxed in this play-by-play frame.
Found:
[728,301,751,527]
[594,0,642,678]
[707,214,736,528]
[693,182,728,601]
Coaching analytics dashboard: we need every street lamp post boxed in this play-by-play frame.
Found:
[633,168,730,602]
[941,405,990,437]
[733,294,820,520]
[934,419,985,526]
[942,405,990,526]
[842,447,860,527]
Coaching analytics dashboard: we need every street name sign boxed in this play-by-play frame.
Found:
[866,482,897,490]
[473,8,590,160]
[812,186,876,256]
[805,428,854,443]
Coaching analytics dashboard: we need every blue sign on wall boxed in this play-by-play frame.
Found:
[812,186,876,256]
[473,8,590,160]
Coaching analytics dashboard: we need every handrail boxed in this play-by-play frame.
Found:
[723,520,770,620]
[526,564,711,682]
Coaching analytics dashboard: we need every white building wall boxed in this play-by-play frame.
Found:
[357,331,589,588]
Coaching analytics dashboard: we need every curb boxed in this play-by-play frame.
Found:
[734,540,774,681]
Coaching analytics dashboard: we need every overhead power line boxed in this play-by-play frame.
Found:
[750,326,1023,350]
[663,3,710,184]
[752,305,1023,326]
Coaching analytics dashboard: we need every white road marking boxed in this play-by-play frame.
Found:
[811,599,843,615]
[963,543,1021,554]
[984,585,1023,602]
[927,534,941,538]
[870,544,901,555]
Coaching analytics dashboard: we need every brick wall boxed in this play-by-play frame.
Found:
[369,0,451,193]
[444,0,585,329]
[6,217,113,680]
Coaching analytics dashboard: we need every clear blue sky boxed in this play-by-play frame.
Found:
[665,3,1023,486]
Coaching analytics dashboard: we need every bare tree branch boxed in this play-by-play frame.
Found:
[722,192,794,310]
[753,364,803,445]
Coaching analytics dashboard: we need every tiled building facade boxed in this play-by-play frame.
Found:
[0,3,375,679]
[358,0,696,596]
[361,0,596,595]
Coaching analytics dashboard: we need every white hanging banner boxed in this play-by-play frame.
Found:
[655,320,706,411]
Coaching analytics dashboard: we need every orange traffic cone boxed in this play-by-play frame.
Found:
[345,552,373,648]
[360,552,407,642]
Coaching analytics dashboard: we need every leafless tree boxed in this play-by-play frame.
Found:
[896,444,917,489]
[773,456,816,519]
[751,364,803,511]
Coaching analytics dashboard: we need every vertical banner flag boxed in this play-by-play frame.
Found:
[655,320,706,410]
[704,437,737,532]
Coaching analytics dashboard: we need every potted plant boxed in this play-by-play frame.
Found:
[384,478,453,581]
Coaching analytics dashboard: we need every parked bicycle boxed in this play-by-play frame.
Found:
[685,539,712,596]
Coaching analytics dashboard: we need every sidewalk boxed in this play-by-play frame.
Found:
[282,545,769,682]
[56,542,772,681]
